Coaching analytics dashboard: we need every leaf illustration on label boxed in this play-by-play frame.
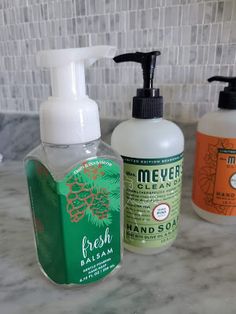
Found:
[122,154,183,248]
[26,158,121,285]
[103,169,120,184]
[65,163,113,225]
[194,133,236,215]
[124,174,134,190]
[82,162,105,180]
[198,166,216,194]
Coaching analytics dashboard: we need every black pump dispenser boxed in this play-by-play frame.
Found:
[113,51,163,119]
[208,76,236,110]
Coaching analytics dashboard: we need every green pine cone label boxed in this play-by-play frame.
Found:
[25,158,121,285]
[122,153,183,248]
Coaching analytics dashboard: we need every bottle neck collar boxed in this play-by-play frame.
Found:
[50,63,86,98]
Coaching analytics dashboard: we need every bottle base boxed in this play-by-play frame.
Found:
[124,241,174,255]
[192,201,236,225]
[38,260,122,287]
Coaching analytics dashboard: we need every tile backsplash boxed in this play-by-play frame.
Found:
[0,0,235,122]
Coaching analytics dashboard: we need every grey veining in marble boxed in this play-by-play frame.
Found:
[0,113,40,160]
[1,145,236,314]
[0,113,121,161]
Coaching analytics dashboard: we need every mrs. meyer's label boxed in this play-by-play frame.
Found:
[122,153,183,248]
[192,132,236,216]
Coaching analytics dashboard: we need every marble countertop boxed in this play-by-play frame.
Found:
[1,154,236,314]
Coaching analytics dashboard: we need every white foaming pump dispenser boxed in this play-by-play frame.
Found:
[27,45,122,176]
[24,46,123,286]
[37,46,116,145]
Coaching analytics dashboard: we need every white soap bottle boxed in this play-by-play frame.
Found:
[192,76,236,224]
[25,46,123,285]
[111,51,184,255]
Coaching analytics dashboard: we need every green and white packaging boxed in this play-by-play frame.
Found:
[123,154,183,249]
[111,51,184,254]
[25,46,122,285]
[26,158,121,285]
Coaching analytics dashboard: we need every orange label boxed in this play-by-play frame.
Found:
[192,132,236,216]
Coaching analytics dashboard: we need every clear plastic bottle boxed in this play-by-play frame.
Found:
[26,140,121,181]
[111,51,184,255]
[25,46,122,286]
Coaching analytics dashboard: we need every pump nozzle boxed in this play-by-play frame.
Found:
[114,51,160,89]
[113,50,162,119]
[37,46,116,99]
[37,46,116,145]
[208,75,236,110]
[208,76,236,91]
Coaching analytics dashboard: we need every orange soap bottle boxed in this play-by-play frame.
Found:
[192,76,236,224]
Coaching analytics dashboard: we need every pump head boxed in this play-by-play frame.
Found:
[208,76,236,109]
[37,46,116,145]
[113,51,162,119]
[114,51,160,89]
[37,46,116,99]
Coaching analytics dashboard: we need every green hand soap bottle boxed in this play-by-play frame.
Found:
[25,46,122,285]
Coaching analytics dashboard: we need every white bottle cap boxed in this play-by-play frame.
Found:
[37,46,116,145]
